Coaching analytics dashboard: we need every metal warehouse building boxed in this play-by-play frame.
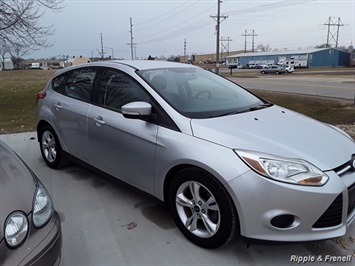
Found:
[226,48,350,68]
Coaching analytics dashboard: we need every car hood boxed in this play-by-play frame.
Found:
[191,105,355,171]
[0,142,36,241]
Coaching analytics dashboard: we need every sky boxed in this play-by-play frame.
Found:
[27,0,355,60]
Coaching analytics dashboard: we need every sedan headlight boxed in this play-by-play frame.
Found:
[32,182,54,228]
[5,211,29,248]
[235,150,329,186]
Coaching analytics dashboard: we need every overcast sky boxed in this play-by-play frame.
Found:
[28,0,355,59]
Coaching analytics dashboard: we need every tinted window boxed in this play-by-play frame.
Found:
[64,68,96,101]
[98,68,150,111]
[138,68,264,118]
[52,75,66,92]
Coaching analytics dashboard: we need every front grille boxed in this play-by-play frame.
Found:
[348,183,355,216]
[333,157,355,177]
[313,194,343,228]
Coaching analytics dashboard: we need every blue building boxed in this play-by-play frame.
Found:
[226,48,350,68]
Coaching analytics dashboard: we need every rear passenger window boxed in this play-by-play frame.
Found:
[64,68,96,102]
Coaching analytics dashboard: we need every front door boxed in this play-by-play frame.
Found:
[87,68,158,194]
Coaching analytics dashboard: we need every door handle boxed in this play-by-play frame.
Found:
[93,116,106,126]
[54,103,62,110]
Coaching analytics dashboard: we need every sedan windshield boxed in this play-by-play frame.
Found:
[138,67,267,118]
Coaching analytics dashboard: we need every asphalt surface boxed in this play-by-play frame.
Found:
[228,75,355,100]
[1,132,354,265]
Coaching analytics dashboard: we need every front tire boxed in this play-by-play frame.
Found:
[168,168,238,249]
[39,125,68,169]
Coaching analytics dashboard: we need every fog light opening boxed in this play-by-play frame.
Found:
[270,214,295,229]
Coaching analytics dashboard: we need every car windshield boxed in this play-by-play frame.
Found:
[137,67,266,118]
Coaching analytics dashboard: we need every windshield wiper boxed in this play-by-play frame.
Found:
[207,103,273,118]
[249,103,273,111]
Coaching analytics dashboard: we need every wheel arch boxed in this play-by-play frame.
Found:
[163,164,237,213]
[37,120,51,141]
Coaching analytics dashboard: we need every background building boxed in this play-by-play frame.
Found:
[225,48,351,68]
[181,51,244,64]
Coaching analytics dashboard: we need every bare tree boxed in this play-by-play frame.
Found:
[0,0,63,51]
[0,39,11,69]
[314,43,331,48]
[10,44,30,69]
[257,44,272,52]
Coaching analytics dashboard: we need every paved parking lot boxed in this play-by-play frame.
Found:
[1,132,354,265]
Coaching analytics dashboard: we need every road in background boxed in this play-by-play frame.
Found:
[228,75,355,100]
[1,132,354,265]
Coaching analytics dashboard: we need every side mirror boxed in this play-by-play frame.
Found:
[121,101,153,120]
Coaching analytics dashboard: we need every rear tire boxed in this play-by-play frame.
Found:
[39,125,68,169]
[168,168,238,249]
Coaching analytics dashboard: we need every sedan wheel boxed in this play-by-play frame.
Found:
[169,168,237,249]
[39,125,68,169]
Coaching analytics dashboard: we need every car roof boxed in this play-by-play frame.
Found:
[54,60,198,77]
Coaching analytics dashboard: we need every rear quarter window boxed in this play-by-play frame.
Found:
[52,74,67,93]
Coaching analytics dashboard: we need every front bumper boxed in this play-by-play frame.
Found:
[0,212,62,266]
[226,167,355,242]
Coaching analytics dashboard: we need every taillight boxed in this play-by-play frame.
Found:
[36,90,46,105]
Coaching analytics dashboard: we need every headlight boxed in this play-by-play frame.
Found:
[32,182,54,228]
[5,211,29,248]
[235,150,329,186]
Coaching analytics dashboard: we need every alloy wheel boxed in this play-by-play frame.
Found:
[41,130,57,163]
[175,181,221,238]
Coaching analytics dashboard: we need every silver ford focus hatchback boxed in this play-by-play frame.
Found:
[36,60,355,249]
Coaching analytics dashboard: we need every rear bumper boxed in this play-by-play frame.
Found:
[0,212,62,266]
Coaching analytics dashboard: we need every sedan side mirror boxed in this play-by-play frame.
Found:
[121,101,153,120]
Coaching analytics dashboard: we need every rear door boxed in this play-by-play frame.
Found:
[87,67,158,194]
[50,67,98,162]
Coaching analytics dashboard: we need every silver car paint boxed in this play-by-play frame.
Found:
[225,169,349,241]
[191,105,354,171]
[87,104,158,193]
[37,60,355,242]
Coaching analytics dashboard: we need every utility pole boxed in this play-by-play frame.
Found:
[101,33,104,60]
[324,17,344,48]
[127,17,137,60]
[184,39,187,63]
[97,33,105,60]
[211,0,227,74]
[241,30,257,52]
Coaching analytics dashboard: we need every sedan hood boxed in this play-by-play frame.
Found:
[191,105,355,171]
[0,142,36,241]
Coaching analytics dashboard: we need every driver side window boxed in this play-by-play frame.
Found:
[98,69,150,111]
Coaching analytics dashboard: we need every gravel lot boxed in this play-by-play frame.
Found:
[337,124,355,140]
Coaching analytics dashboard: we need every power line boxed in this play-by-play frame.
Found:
[135,0,201,32]
[137,0,316,45]
[135,0,197,27]
[137,5,216,41]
